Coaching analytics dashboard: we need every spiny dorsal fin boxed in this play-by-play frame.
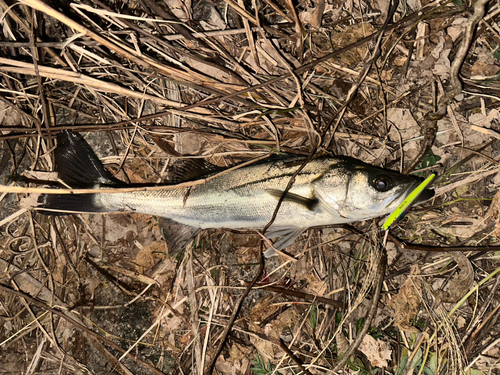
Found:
[165,159,222,184]
[266,189,318,211]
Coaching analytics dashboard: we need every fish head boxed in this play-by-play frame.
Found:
[313,157,434,222]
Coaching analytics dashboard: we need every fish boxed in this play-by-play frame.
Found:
[39,131,434,256]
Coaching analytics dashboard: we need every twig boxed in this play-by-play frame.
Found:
[0,28,258,46]
[0,283,166,375]
[221,0,257,24]
[387,233,496,252]
[79,2,464,129]
[204,251,265,375]
[279,339,313,375]
[325,0,396,150]
[28,9,52,145]
[19,0,232,89]
[404,0,491,173]
[243,282,344,308]
[0,0,65,66]
[186,246,203,375]
[331,248,387,372]
[462,274,500,349]
[0,57,203,109]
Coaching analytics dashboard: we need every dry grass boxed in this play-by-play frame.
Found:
[1,0,500,374]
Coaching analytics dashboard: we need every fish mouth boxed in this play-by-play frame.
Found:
[415,186,435,205]
[400,179,435,206]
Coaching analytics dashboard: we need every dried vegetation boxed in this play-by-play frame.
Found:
[1,0,500,374]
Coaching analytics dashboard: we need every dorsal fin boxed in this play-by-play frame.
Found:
[165,159,222,184]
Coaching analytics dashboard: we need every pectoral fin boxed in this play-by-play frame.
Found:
[263,227,307,258]
[266,189,317,211]
[158,217,201,254]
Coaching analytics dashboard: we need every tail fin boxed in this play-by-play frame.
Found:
[39,131,124,214]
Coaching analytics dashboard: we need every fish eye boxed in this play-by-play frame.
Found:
[373,176,392,192]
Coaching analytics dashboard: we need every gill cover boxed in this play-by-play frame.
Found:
[312,157,434,221]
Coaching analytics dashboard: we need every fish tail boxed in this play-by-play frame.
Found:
[39,131,123,214]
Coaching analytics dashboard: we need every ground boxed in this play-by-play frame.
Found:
[1,0,500,374]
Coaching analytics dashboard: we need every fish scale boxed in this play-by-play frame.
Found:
[99,159,327,229]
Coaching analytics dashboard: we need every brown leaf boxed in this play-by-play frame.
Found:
[487,190,500,236]
[134,241,166,271]
[359,335,392,368]
[388,265,422,333]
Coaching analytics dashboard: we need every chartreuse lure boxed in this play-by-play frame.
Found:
[382,174,435,230]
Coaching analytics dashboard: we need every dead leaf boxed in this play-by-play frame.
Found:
[306,273,327,296]
[447,18,468,42]
[20,193,42,209]
[388,265,422,332]
[359,335,392,368]
[434,252,474,304]
[462,125,492,145]
[124,159,150,183]
[331,24,375,66]
[470,62,500,79]
[438,217,485,239]
[432,34,452,77]
[198,5,226,31]
[387,108,421,160]
[226,232,260,247]
[229,344,246,362]
[487,190,500,236]
[0,100,21,128]
[250,333,274,361]
[469,109,499,129]
[380,69,393,80]
[248,298,301,360]
[248,297,276,360]
[406,0,422,10]
[85,275,102,295]
[373,0,390,18]
[310,0,326,28]
[162,0,189,22]
[393,56,407,66]
[134,241,166,271]
[387,108,420,138]
[22,171,58,181]
[234,246,260,265]
[214,355,233,375]
[299,9,313,27]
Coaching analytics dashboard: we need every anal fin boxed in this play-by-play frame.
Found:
[158,217,201,254]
